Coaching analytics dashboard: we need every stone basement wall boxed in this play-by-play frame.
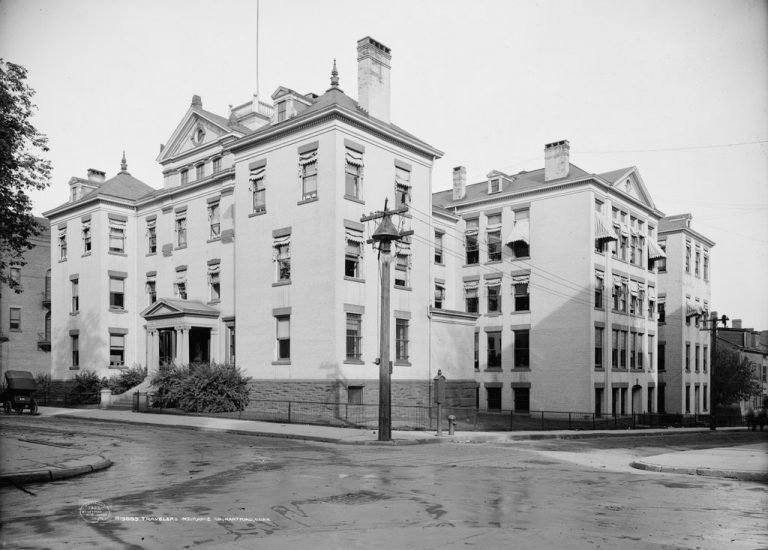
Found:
[245,379,477,408]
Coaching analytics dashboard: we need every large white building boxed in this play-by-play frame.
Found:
[45,38,476,407]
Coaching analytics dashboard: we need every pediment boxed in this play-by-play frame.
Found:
[609,168,656,210]
[141,298,220,320]
[142,301,183,318]
[157,109,231,163]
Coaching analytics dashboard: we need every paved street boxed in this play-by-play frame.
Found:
[0,415,766,549]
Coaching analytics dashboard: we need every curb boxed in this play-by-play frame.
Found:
[629,460,768,482]
[445,427,732,443]
[0,455,112,486]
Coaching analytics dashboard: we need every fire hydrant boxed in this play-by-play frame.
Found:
[448,415,456,436]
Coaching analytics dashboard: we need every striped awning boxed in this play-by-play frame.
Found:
[648,239,667,260]
[505,219,530,246]
[595,215,618,242]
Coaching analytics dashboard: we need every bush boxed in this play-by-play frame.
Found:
[67,370,103,405]
[34,372,51,394]
[106,364,147,395]
[150,362,251,413]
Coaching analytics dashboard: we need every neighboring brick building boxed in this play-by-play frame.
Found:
[0,218,52,379]
[718,321,768,414]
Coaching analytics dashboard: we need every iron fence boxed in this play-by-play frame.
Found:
[37,390,101,408]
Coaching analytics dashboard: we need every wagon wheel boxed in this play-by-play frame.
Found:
[30,399,38,415]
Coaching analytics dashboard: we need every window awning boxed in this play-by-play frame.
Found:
[505,219,529,247]
[630,281,639,296]
[648,239,667,260]
[686,302,700,318]
[298,150,317,166]
[464,280,479,289]
[345,228,365,245]
[647,287,656,301]
[395,241,411,256]
[345,149,364,167]
[595,215,618,242]
[512,274,530,285]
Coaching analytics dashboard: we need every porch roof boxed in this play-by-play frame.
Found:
[141,298,220,320]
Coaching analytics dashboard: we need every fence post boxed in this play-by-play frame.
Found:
[288,401,292,423]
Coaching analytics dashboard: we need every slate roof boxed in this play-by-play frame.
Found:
[82,170,156,202]
[192,105,251,135]
[658,214,693,233]
[432,164,593,208]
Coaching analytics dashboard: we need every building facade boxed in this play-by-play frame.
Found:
[718,322,768,414]
[0,219,52,379]
[656,214,714,414]
[45,38,476,406]
[432,142,668,414]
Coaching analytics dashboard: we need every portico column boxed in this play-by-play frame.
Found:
[179,328,189,365]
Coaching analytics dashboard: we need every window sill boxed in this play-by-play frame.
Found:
[344,194,365,205]
[463,263,480,268]
[484,368,502,372]
[272,360,291,365]
[344,359,365,365]
[394,361,411,367]
[272,280,291,287]
[58,258,67,263]
[486,312,502,317]
[512,367,531,372]
[434,261,444,266]
[82,253,91,258]
[485,259,502,265]
[69,366,80,370]
[510,256,531,261]
[297,196,318,206]
[70,312,79,316]
[207,237,221,244]
[9,329,22,333]
[109,308,128,314]
[109,251,128,257]
[175,245,187,251]
[146,252,157,257]
[594,367,605,371]
[394,285,412,291]
[512,309,530,314]
[344,276,365,283]
[249,210,267,218]
[208,300,221,305]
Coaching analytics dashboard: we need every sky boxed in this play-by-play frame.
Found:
[2,0,766,328]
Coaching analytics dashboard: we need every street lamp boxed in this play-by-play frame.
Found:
[702,311,729,431]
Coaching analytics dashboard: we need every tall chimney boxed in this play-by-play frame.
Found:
[732,319,742,329]
[87,168,106,183]
[544,140,570,182]
[357,36,392,123]
[453,166,466,200]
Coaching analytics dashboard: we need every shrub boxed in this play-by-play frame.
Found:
[150,362,251,413]
[68,370,103,405]
[107,364,147,395]
[34,372,51,394]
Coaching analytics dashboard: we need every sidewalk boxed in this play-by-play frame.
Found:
[1,406,765,484]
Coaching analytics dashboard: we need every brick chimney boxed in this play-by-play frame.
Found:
[732,319,742,329]
[544,140,570,182]
[453,166,466,200]
[357,36,391,123]
[87,168,105,183]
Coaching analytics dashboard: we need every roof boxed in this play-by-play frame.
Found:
[141,298,220,319]
[597,167,635,184]
[658,214,693,233]
[82,170,156,202]
[192,105,251,135]
[432,164,593,208]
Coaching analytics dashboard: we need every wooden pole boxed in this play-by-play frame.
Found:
[379,239,392,441]
[710,312,717,431]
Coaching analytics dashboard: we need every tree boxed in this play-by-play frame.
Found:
[711,347,761,409]
[0,59,52,292]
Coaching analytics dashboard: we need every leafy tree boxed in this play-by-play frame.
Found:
[0,59,52,291]
[711,347,761,408]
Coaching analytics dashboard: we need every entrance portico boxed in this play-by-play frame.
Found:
[141,298,220,372]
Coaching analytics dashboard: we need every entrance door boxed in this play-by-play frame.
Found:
[158,329,176,365]
[632,386,642,414]
[189,327,211,363]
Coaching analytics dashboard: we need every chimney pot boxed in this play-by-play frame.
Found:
[87,168,106,183]
[544,139,570,182]
[453,166,466,201]
[357,36,392,123]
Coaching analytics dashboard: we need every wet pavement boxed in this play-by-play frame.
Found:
[0,412,766,549]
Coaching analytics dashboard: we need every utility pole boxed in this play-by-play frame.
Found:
[361,199,411,442]
[707,311,729,431]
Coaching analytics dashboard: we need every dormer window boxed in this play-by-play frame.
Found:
[489,178,501,194]
[277,101,287,122]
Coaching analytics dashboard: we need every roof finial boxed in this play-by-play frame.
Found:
[120,151,128,173]
[330,59,339,88]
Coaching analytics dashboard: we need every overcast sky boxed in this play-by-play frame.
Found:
[2,0,766,328]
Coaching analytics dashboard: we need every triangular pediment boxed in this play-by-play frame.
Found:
[607,168,657,210]
[141,300,184,318]
[142,298,220,320]
[157,105,239,164]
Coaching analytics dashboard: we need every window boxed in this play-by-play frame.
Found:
[685,242,691,273]
[209,265,221,301]
[703,384,708,411]
[71,279,79,313]
[180,169,188,185]
[110,334,125,367]
[277,101,286,121]
[212,157,221,173]
[396,319,409,362]
[513,387,530,412]
[299,149,318,200]
[637,333,644,369]
[175,269,187,300]
[648,335,654,371]
[487,332,501,368]
[58,227,67,260]
[227,323,236,365]
[594,273,604,309]
[434,232,443,263]
[611,329,619,368]
[513,277,530,311]
[71,334,79,367]
[394,253,409,287]
[620,234,628,261]
[276,316,290,360]
[465,218,479,264]
[658,342,666,371]
[487,230,502,262]
[274,240,291,282]
[208,203,220,239]
[348,386,364,405]
[465,283,479,313]
[434,284,445,309]
[346,313,363,361]
[474,332,479,370]
[489,178,501,193]
[685,342,691,371]
[395,166,411,207]
[630,294,637,315]
[620,330,627,368]
[109,219,126,253]
[196,164,204,180]
[695,344,700,372]
[487,387,502,410]
[620,282,628,312]
[595,327,604,369]
[510,209,530,258]
[82,221,91,254]
[146,279,157,305]
[345,227,364,279]
[703,254,709,281]
[175,215,187,248]
[612,279,621,310]
[250,163,266,214]
[146,219,157,254]
[648,296,655,319]
[9,308,21,330]
[685,385,690,413]
[109,277,125,309]
[703,346,708,372]
[658,301,666,323]
[514,329,530,368]
[695,248,700,277]
[345,148,363,199]
[487,282,501,313]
